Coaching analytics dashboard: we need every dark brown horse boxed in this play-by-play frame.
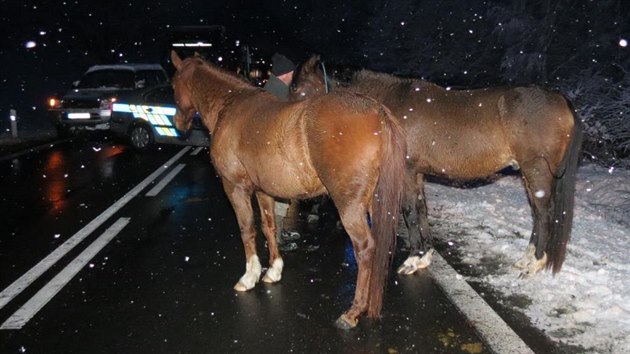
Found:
[291,55,583,277]
[170,51,407,328]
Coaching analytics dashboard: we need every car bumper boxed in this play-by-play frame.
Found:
[49,108,111,129]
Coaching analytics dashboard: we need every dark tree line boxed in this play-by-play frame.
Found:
[285,0,630,167]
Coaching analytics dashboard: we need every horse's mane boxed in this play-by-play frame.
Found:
[354,70,409,85]
[192,57,253,90]
[349,69,442,97]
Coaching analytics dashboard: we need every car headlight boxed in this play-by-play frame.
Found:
[48,97,61,109]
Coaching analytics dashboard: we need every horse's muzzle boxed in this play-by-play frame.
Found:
[173,111,193,133]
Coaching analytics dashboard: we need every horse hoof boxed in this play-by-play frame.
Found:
[518,267,542,279]
[513,259,528,270]
[262,270,281,283]
[516,251,547,279]
[233,281,251,292]
[334,314,357,330]
[514,244,536,270]
[262,258,283,283]
[397,263,418,275]
[397,250,434,275]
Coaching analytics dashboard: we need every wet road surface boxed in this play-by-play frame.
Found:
[1,137,503,353]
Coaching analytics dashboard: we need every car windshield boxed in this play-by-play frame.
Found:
[135,70,168,88]
[77,70,135,89]
[145,87,174,104]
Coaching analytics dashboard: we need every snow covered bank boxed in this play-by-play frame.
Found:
[422,163,630,353]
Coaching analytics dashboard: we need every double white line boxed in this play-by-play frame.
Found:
[0,146,192,329]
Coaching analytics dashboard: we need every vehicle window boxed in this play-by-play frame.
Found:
[77,70,135,89]
[145,87,174,104]
[135,70,168,88]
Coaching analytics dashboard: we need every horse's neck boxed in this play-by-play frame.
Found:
[190,66,253,132]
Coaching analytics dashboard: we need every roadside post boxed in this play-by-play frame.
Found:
[9,109,19,138]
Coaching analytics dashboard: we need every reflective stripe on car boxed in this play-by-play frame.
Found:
[113,103,179,137]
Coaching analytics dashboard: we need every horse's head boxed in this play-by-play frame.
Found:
[290,55,328,102]
[170,50,198,132]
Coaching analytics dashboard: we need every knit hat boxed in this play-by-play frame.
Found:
[271,53,295,76]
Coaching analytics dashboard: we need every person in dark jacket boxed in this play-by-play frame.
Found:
[263,53,300,249]
[263,52,295,101]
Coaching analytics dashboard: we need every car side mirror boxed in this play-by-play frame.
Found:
[135,79,146,89]
[72,80,80,88]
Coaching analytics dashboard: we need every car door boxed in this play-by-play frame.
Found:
[141,86,181,140]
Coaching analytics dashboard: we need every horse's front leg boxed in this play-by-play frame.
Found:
[255,191,284,283]
[398,173,435,275]
[223,180,262,291]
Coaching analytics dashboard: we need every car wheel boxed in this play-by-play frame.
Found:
[129,124,153,151]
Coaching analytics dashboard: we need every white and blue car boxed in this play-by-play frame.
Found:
[48,64,169,137]
[110,84,209,150]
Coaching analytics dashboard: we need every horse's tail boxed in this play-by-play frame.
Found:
[546,102,583,273]
[367,106,407,318]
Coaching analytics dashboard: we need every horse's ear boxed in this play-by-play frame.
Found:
[194,51,201,58]
[171,50,183,71]
[304,54,321,73]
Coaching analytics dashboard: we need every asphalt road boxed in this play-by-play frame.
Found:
[0,135,560,353]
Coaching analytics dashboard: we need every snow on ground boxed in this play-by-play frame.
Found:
[422,162,630,353]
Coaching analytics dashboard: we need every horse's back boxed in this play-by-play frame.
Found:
[355,81,574,178]
[370,85,513,177]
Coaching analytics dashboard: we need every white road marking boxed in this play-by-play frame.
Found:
[190,146,205,156]
[1,218,130,330]
[145,163,186,197]
[428,251,534,354]
[0,146,191,311]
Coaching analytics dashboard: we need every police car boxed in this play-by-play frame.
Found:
[109,84,209,150]
[48,64,169,137]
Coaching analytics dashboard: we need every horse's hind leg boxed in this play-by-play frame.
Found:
[255,191,284,283]
[514,160,553,277]
[335,204,373,329]
[223,180,262,291]
[398,172,435,275]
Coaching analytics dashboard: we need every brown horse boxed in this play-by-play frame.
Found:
[291,55,583,277]
[170,51,407,328]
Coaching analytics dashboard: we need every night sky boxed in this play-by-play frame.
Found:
[1,0,628,124]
